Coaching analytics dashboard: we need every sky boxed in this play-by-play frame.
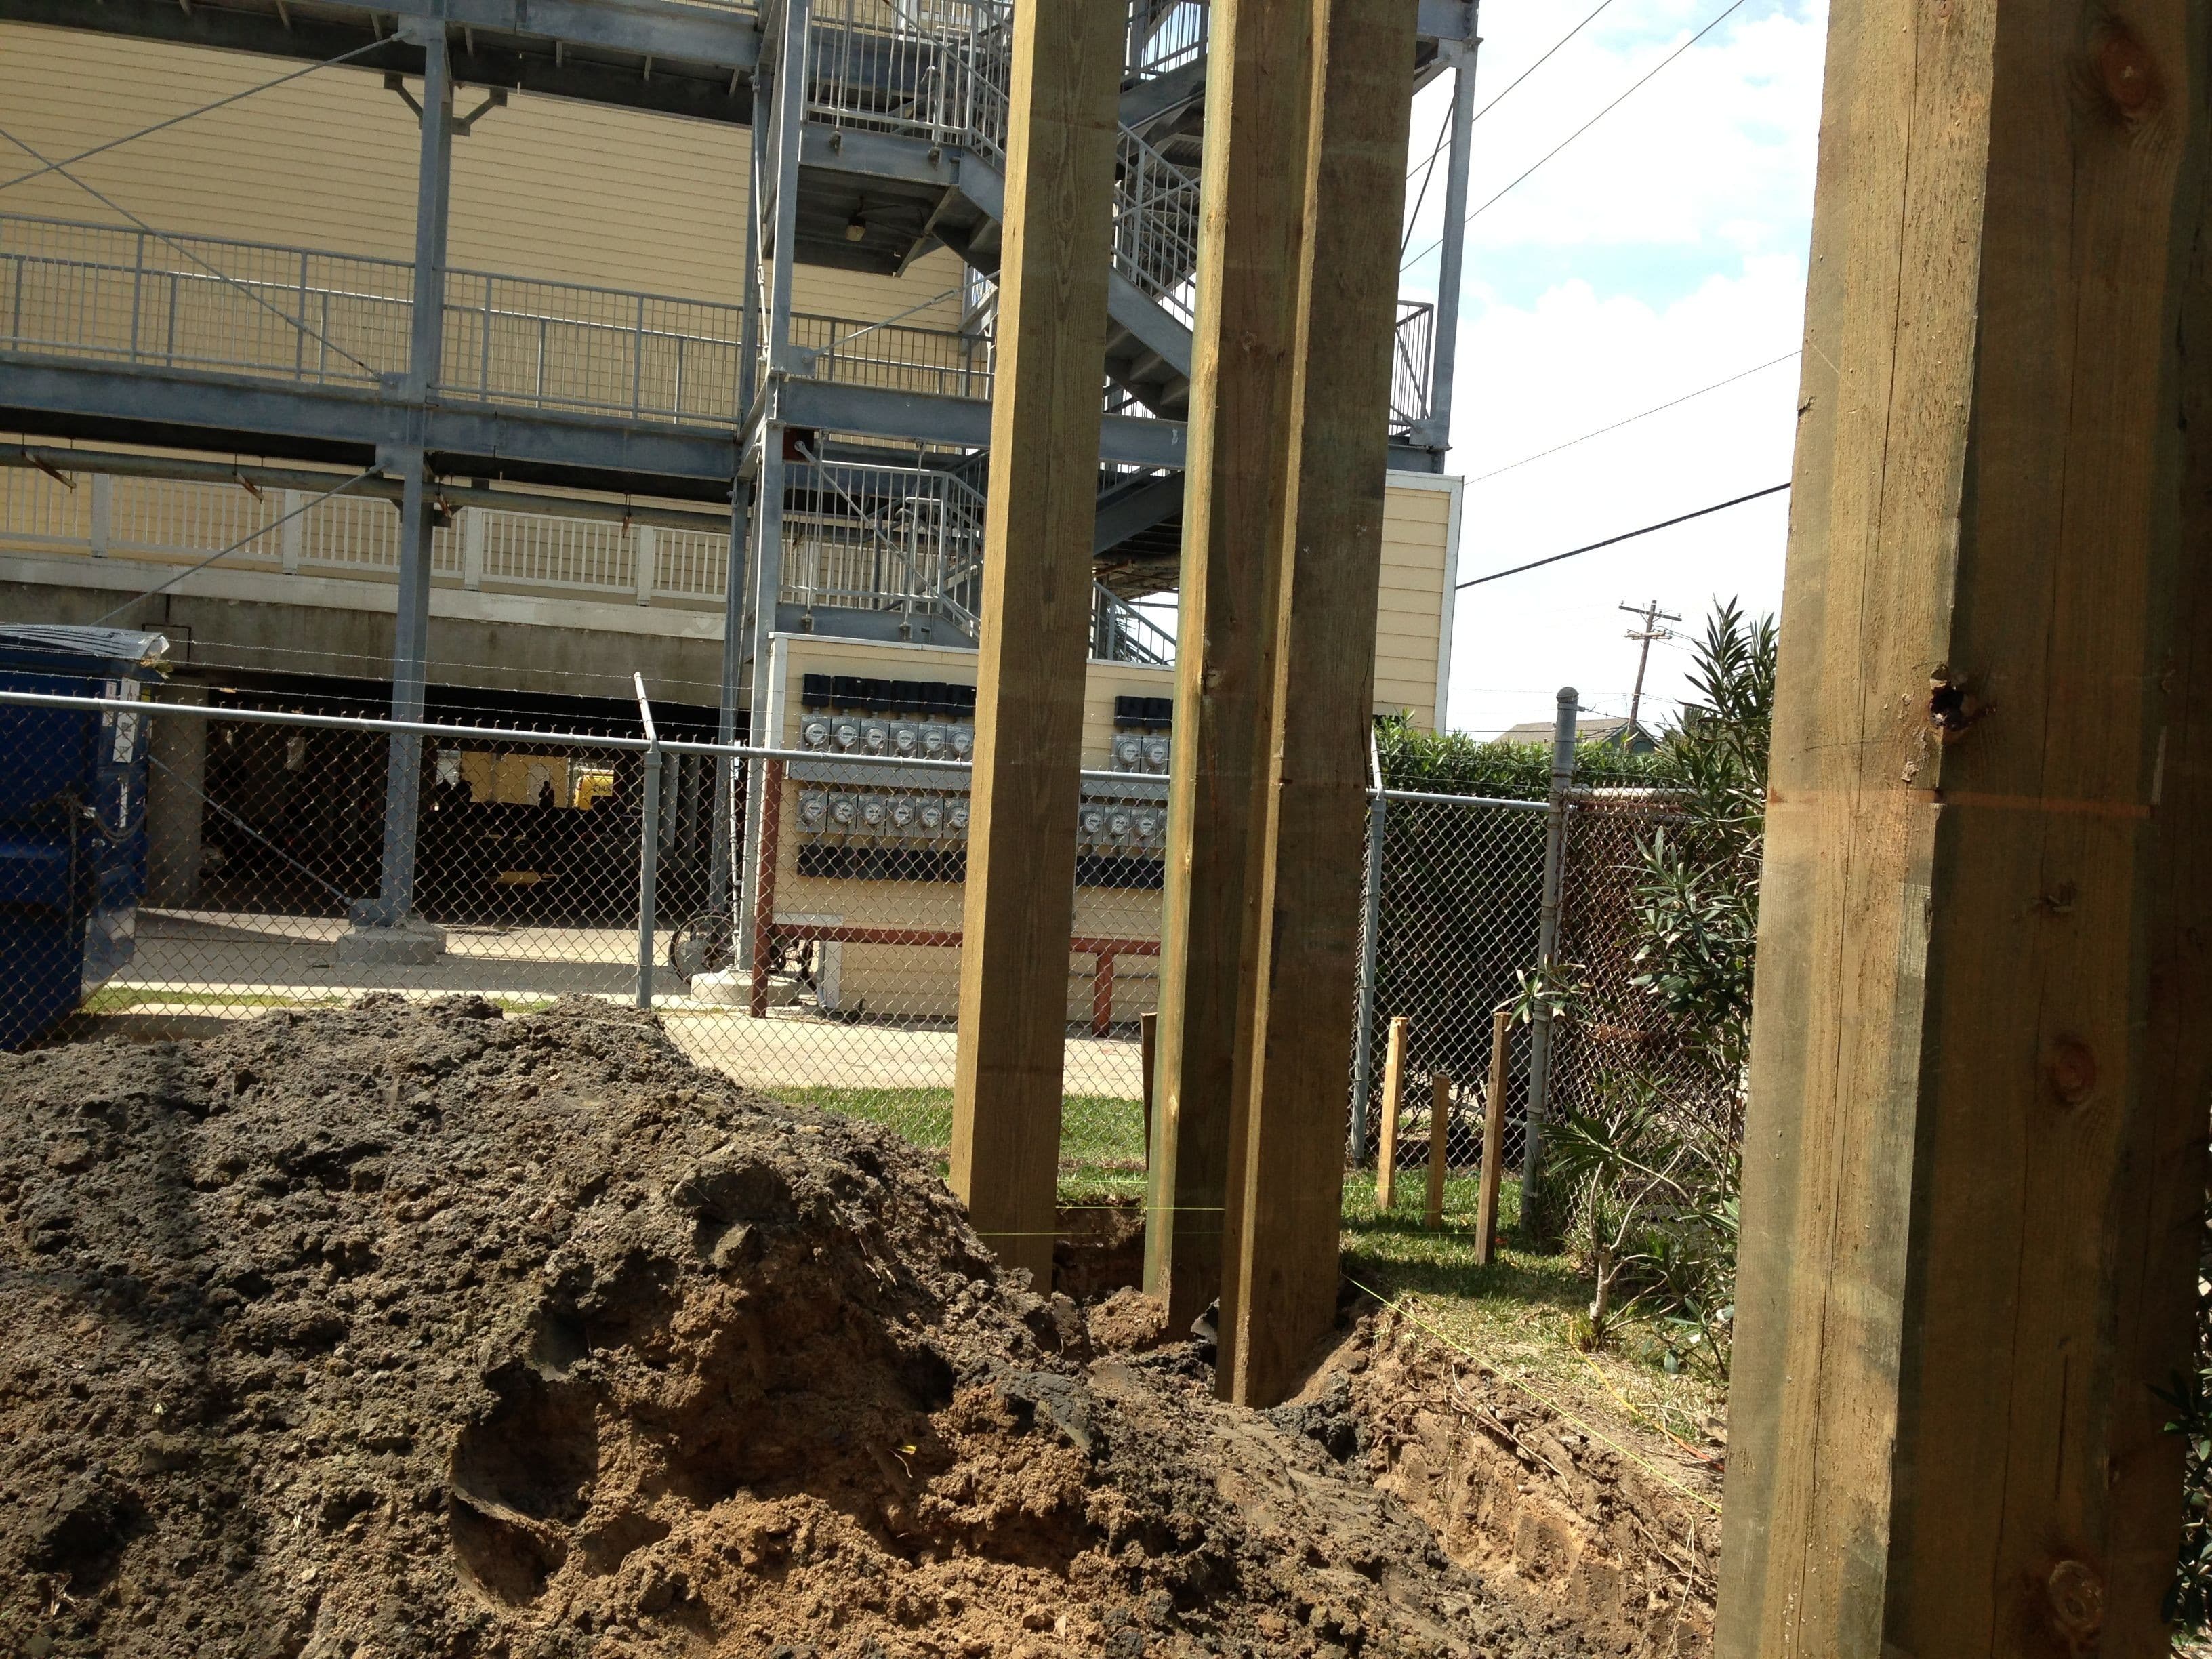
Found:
[1398,0,1829,738]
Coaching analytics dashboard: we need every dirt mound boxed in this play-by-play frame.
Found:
[1347,1315,1721,1656]
[0,997,1563,1658]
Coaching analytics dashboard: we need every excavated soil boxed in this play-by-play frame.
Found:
[1345,1317,1721,1656]
[0,996,1573,1659]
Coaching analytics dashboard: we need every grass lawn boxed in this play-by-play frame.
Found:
[773,1085,1150,1197]
[694,1085,1729,1451]
[1342,1168,1726,1451]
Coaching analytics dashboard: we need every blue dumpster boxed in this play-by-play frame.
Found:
[0,626,170,1050]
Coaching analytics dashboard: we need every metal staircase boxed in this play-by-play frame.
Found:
[798,0,1199,418]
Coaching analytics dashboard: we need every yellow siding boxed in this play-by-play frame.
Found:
[1376,477,1454,729]
[0,25,967,326]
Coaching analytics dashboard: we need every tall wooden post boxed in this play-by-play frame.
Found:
[1715,0,2212,1652]
[1145,0,1318,1334]
[1215,0,1416,1407]
[947,0,1122,1289]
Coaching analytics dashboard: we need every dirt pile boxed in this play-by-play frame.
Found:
[0,996,1563,1658]
[1346,1317,1721,1656]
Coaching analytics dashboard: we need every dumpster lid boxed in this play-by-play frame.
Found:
[0,626,170,676]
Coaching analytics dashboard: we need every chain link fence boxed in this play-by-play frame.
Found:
[1544,788,1739,1143]
[1349,787,1549,1183]
[9,680,1705,1227]
[9,690,1160,1200]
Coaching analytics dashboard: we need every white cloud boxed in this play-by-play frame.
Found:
[1443,259,1806,736]
[1399,0,1827,737]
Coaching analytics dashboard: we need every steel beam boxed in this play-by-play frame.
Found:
[737,0,807,963]
[1093,473,1183,555]
[0,358,742,493]
[767,375,1186,469]
[0,0,761,84]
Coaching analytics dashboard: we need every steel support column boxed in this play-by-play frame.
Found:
[1416,41,1474,456]
[736,0,806,969]
[352,26,452,951]
[710,104,766,919]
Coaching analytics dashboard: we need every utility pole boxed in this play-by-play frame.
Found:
[1619,599,1681,733]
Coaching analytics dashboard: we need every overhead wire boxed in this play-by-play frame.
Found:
[1404,0,1756,272]
[0,39,390,194]
[0,125,382,377]
[1467,350,1801,485]
[94,469,380,623]
[1402,0,1625,255]
[1455,480,1790,590]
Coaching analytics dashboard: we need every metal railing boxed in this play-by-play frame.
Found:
[0,451,1025,626]
[790,308,995,401]
[802,0,1203,331]
[1111,126,1201,329]
[0,213,980,430]
[779,457,987,633]
[1393,300,1435,438]
[1091,584,1174,665]
[802,0,1015,160]
[1127,0,1208,80]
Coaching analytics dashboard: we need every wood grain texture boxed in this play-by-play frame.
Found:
[1475,1007,1509,1266]
[1216,0,1417,1408]
[1713,0,2212,1651]
[1145,0,1317,1334]
[1423,1073,1450,1232]
[948,0,1122,1290]
[1375,1015,1409,1212]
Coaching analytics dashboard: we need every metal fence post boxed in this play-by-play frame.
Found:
[1520,684,1579,1202]
[1347,730,1388,1163]
[634,672,662,1009]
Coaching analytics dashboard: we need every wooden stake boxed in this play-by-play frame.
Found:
[1473,1006,1509,1265]
[1145,0,1317,1336]
[947,0,1122,1290]
[1374,1015,1408,1210]
[1714,1,2212,1650]
[1422,1074,1450,1231]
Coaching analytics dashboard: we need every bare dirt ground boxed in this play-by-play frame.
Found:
[1339,1319,1721,1657]
[0,996,1581,1659]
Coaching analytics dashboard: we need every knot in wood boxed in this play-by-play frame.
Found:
[2047,1558,2105,1638]
[2048,1039,2098,1107]
[2097,26,2160,119]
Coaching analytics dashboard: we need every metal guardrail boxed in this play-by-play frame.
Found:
[1126,0,1208,81]
[1091,584,1173,666]
[0,459,987,623]
[789,308,994,401]
[0,213,1008,429]
[1393,299,1436,438]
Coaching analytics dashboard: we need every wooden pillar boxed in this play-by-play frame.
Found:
[1715,1,2212,1652]
[1215,0,1416,1407]
[1145,0,1319,1334]
[947,0,1122,1289]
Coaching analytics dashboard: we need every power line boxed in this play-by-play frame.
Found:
[95,469,380,623]
[1467,350,1800,485]
[0,39,388,194]
[0,125,380,376]
[1455,480,1790,591]
[1404,0,1755,272]
[1402,0,1624,251]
